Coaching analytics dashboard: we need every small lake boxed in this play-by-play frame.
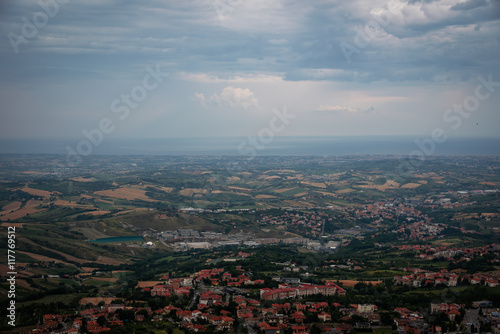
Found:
[88,236,143,243]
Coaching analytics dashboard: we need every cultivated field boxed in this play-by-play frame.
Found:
[228,186,252,192]
[337,279,383,287]
[0,200,45,221]
[301,181,327,188]
[1,201,22,212]
[94,187,155,202]
[21,187,53,197]
[84,210,112,216]
[54,199,94,209]
[79,297,117,305]
[274,187,297,193]
[179,188,207,196]
[358,180,400,192]
[255,194,277,199]
[401,183,421,189]
[70,177,97,182]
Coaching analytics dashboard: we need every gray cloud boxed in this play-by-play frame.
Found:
[0,0,498,141]
[451,0,488,11]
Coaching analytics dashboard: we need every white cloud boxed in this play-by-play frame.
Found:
[193,92,207,106]
[196,86,259,109]
[317,104,358,113]
[317,104,380,115]
[180,72,283,84]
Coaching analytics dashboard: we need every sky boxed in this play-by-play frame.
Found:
[0,0,499,151]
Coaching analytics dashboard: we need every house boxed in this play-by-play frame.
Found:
[471,277,482,285]
[43,314,63,329]
[357,304,376,313]
[447,309,461,321]
[151,284,172,297]
[355,322,371,329]
[291,311,306,323]
[291,325,308,334]
[431,302,446,313]
[87,320,111,333]
[294,303,307,311]
[317,312,331,322]
[267,314,288,325]
[486,279,499,287]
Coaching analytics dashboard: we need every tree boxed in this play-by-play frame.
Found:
[97,315,108,327]
[310,324,321,334]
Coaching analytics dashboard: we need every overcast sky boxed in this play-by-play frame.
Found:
[0,0,499,143]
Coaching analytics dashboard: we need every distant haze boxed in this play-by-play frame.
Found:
[0,136,499,156]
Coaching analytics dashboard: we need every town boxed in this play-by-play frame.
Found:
[0,154,499,334]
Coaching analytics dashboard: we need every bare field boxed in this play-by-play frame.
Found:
[301,181,327,188]
[136,281,164,288]
[94,187,155,202]
[274,187,297,193]
[156,186,174,193]
[414,172,443,180]
[20,187,53,197]
[70,177,97,182]
[228,186,253,192]
[358,180,400,192]
[92,277,119,282]
[335,188,353,194]
[335,279,383,287]
[96,199,114,204]
[227,191,252,197]
[54,200,94,209]
[264,175,281,180]
[1,201,22,212]
[135,184,174,193]
[255,194,277,199]
[452,213,477,220]
[0,200,45,221]
[401,183,421,189]
[0,222,25,228]
[480,181,498,186]
[112,270,134,274]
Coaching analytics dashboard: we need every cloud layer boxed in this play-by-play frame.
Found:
[195,87,258,109]
[0,0,498,141]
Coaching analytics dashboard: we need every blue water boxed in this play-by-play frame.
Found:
[88,236,143,243]
[0,136,499,156]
